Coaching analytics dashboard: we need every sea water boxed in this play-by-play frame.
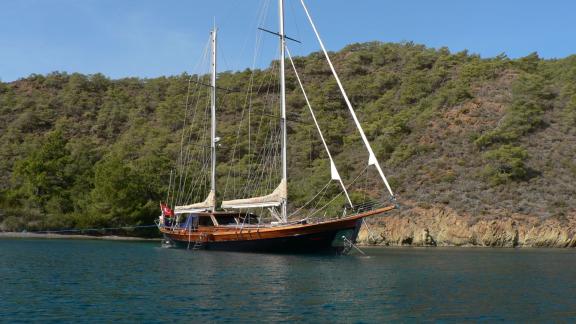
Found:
[1,239,575,322]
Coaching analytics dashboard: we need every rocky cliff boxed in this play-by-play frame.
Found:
[358,202,576,248]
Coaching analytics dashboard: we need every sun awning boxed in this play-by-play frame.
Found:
[221,179,286,209]
[174,190,215,214]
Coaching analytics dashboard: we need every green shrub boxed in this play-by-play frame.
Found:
[389,144,432,165]
[482,145,530,184]
[513,52,541,73]
[563,94,576,127]
[475,100,544,147]
[475,73,550,148]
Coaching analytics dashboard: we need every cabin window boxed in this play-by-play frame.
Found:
[178,214,197,229]
[216,215,238,225]
[198,216,214,226]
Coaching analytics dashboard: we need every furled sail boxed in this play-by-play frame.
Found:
[174,190,215,214]
[222,179,287,209]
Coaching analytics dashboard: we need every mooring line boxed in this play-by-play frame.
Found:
[30,224,158,234]
[342,235,366,255]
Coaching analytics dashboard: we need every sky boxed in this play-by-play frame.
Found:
[0,0,575,82]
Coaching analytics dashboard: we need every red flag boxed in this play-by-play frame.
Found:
[160,203,174,217]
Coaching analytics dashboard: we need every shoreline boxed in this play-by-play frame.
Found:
[0,231,571,248]
[1,231,574,248]
[0,232,161,241]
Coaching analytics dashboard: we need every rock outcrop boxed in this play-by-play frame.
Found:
[357,204,576,248]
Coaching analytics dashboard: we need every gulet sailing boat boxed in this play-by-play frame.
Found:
[157,0,396,254]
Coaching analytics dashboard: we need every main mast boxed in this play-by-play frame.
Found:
[210,27,217,212]
[279,0,288,222]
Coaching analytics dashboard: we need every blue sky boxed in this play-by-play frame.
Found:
[1,0,574,82]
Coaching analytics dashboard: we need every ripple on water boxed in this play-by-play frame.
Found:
[1,241,576,322]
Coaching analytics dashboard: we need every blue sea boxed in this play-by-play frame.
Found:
[1,239,575,322]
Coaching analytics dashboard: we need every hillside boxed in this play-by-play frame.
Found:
[1,42,575,244]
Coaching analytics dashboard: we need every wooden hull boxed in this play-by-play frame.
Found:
[160,205,394,254]
[171,228,353,254]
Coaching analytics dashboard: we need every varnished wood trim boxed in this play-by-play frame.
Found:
[161,205,395,243]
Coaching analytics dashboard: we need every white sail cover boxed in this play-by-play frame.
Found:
[174,190,215,214]
[222,179,287,209]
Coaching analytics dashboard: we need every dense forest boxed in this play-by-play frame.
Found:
[1,41,575,235]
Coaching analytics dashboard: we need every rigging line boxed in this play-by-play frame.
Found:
[178,91,207,205]
[190,165,210,204]
[286,46,353,207]
[246,0,271,183]
[252,125,280,195]
[288,0,303,47]
[181,92,207,200]
[244,120,273,196]
[180,83,211,195]
[184,146,209,205]
[177,76,209,206]
[300,0,395,199]
[222,104,247,198]
[176,48,211,193]
[288,179,332,218]
[308,179,330,217]
[34,224,158,234]
[265,129,281,191]
[222,86,251,197]
[307,188,343,219]
[189,79,238,93]
[265,127,281,195]
[175,73,197,206]
[232,0,262,74]
[185,151,210,205]
[181,56,211,180]
[223,2,274,198]
[192,87,218,199]
[166,169,176,207]
[184,90,210,183]
[242,124,274,197]
[235,35,271,150]
[177,37,211,202]
[183,103,211,205]
[180,137,205,204]
[181,142,212,150]
[182,75,210,162]
[252,116,281,194]
[242,122,273,197]
[248,58,278,184]
[166,169,173,205]
[253,48,279,135]
[307,164,370,219]
[255,58,281,165]
[242,73,277,195]
[246,128,278,198]
[248,110,308,124]
[180,74,208,170]
[223,69,262,198]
